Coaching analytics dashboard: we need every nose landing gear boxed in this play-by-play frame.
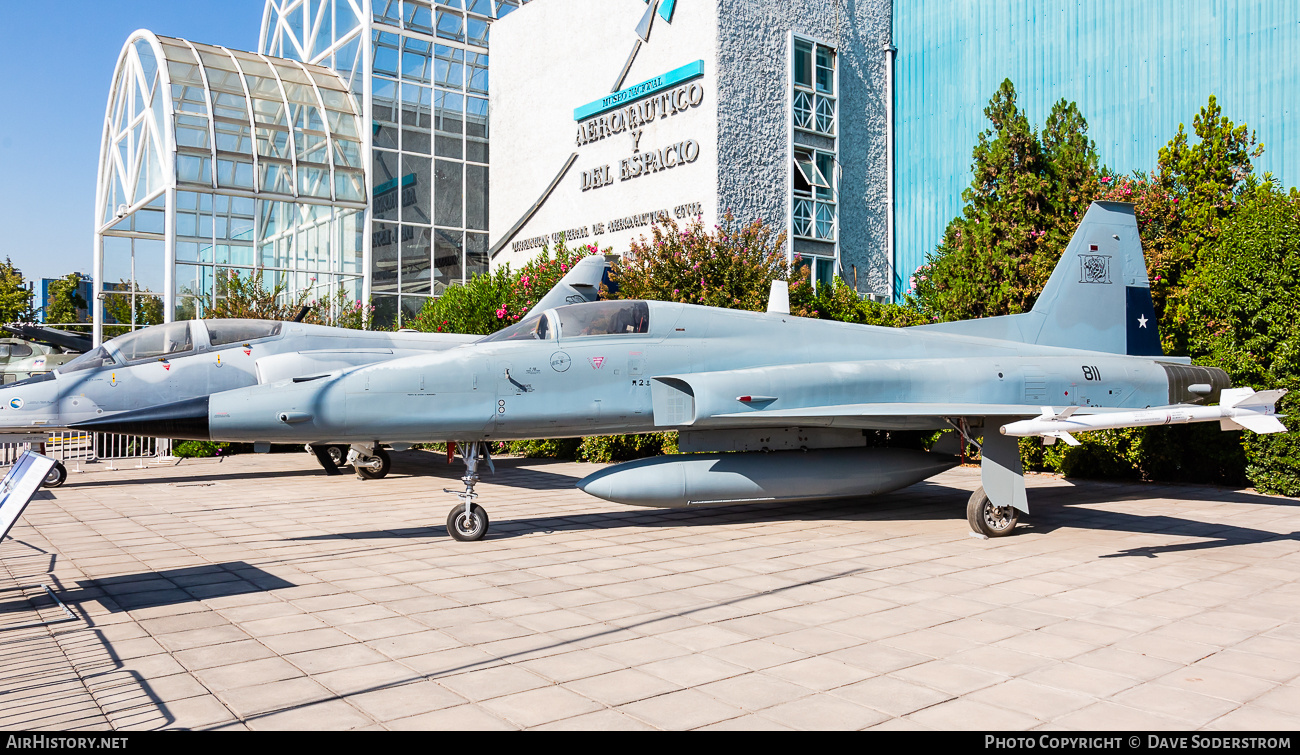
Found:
[445,441,492,541]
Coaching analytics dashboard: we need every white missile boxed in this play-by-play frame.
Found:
[1000,387,1288,445]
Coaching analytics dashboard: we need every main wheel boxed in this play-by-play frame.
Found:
[355,447,391,479]
[42,461,67,488]
[447,503,490,541]
[967,486,1019,538]
[326,445,346,466]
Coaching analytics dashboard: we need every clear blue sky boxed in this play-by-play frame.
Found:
[0,0,269,287]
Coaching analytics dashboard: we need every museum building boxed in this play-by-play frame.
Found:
[91,0,1300,341]
[489,0,894,297]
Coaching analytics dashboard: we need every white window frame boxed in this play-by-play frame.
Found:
[787,32,840,280]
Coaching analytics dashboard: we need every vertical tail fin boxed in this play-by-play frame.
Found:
[912,201,1161,356]
[1027,201,1161,355]
[522,254,609,319]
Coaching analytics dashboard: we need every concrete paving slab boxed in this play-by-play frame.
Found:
[3,451,1300,729]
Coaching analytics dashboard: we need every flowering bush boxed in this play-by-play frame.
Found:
[612,212,792,311]
[410,240,604,335]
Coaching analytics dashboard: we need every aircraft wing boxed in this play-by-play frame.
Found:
[709,402,1116,424]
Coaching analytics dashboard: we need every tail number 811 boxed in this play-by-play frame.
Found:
[1082,366,1102,381]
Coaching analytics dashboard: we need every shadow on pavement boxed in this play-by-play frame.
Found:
[60,562,296,613]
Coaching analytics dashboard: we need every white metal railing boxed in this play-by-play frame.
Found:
[0,432,173,472]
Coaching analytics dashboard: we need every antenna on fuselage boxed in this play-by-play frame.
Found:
[767,280,790,315]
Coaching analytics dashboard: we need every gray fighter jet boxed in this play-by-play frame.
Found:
[0,319,475,485]
[4,257,608,487]
[75,203,1287,540]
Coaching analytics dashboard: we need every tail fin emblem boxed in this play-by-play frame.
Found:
[1080,255,1112,284]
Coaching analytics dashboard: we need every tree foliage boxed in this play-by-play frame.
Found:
[612,213,790,311]
[47,273,93,332]
[912,80,1106,320]
[196,267,374,329]
[0,259,34,324]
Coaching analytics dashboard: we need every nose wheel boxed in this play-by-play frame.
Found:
[447,502,489,542]
[444,441,493,541]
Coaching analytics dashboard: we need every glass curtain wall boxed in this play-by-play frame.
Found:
[94,32,366,345]
[261,0,533,327]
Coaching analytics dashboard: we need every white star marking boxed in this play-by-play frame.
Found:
[1137,314,1148,328]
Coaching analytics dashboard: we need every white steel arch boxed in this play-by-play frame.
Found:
[93,30,368,345]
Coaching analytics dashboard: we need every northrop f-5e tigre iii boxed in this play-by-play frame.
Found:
[78,203,1288,540]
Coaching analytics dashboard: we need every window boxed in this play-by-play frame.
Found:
[792,147,835,241]
[0,343,33,358]
[205,319,283,346]
[478,313,553,343]
[110,322,194,362]
[797,256,836,289]
[793,39,835,136]
[791,35,839,280]
[557,301,650,339]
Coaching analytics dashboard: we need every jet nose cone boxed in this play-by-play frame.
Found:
[70,396,211,440]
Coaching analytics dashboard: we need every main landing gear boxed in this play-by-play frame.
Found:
[350,446,391,479]
[966,486,1019,538]
[306,444,390,478]
[445,441,492,541]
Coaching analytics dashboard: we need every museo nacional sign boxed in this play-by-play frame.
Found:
[574,60,705,190]
[510,60,707,254]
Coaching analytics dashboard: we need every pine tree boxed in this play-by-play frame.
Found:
[912,81,1105,321]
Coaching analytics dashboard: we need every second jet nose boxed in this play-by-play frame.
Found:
[0,372,61,431]
[69,396,211,440]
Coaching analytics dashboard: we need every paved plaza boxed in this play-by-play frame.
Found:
[2,449,1299,731]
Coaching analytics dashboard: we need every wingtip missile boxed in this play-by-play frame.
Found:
[1002,388,1289,443]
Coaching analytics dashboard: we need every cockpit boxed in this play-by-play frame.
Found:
[111,321,194,362]
[477,301,650,343]
[555,301,649,337]
[56,319,287,375]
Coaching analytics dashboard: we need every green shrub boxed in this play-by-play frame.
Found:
[576,433,677,463]
[173,440,231,458]
[506,438,582,459]
[1182,187,1300,493]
